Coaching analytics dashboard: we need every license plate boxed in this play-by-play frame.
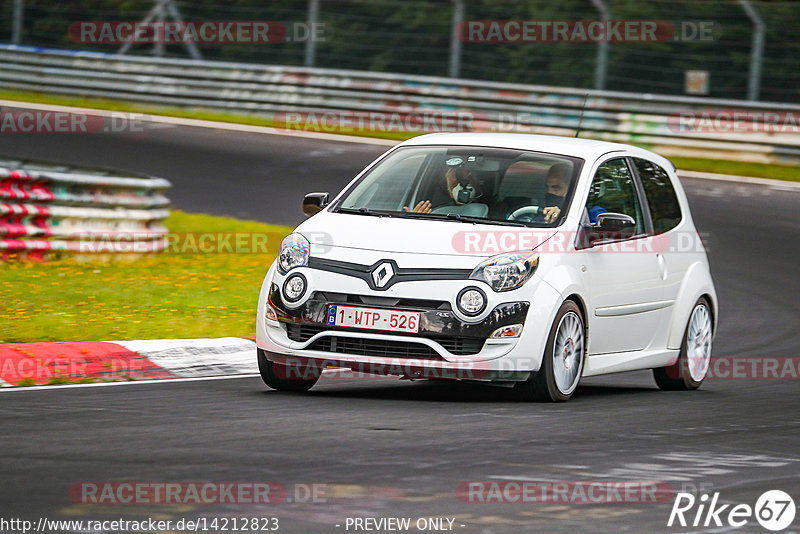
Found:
[326,304,420,334]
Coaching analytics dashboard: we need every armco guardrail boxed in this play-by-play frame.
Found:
[0,157,170,254]
[1,45,799,165]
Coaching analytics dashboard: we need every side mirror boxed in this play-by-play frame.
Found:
[302,192,329,216]
[595,212,636,234]
[577,212,637,248]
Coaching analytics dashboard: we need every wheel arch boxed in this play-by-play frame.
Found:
[536,263,590,355]
[564,293,587,321]
[564,293,588,336]
[666,261,718,349]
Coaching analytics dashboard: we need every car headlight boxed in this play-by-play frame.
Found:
[470,252,538,292]
[278,233,310,274]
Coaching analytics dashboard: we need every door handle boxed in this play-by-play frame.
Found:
[656,253,667,280]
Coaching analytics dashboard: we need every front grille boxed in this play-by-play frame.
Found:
[285,323,325,342]
[308,336,443,360]
[437,338,485,355]
[310,292,451,311]
[284,323,484,356]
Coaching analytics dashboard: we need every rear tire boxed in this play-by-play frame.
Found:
[653,297,712,391]
[258,349,320,392]
[515,300,585,402]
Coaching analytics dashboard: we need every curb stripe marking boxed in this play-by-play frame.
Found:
[116,338,258,378]
[0,341,178,386]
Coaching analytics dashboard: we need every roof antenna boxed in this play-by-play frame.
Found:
[575,93,589,138]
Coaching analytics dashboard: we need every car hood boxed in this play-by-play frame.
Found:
[294,210,559,261]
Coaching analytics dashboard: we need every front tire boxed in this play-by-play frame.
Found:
[653,297,713,391]
[258,349,320,392]
[515,300,585,402]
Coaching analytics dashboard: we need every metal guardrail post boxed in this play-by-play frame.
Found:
[119,0,169,56]
[590,0,610,91]
[118,0,202,60]
[11,0,24,45]
[153,0,166,58]
[305,0,320,67]
[163,0,202,60]
[739,0,765,102]
[448,0,464,78]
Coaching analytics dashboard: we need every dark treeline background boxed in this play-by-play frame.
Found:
[1,0,797,102]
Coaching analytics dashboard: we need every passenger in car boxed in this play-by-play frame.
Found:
[501,163,572,223]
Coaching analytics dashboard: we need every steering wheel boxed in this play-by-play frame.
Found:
[508,205,542,221]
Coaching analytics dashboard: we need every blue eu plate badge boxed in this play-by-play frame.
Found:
[327,305,337,325]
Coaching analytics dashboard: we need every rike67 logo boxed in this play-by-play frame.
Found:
[668,490,796,531]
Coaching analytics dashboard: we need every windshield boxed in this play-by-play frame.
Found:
[333,145,583,227]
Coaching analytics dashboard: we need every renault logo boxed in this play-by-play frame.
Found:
[372,262,395,288]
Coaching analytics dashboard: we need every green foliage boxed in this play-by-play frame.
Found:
[15,377,37,387]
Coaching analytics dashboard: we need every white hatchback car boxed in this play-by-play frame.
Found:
[256,133,717,401]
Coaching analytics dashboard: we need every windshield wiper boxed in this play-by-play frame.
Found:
[337,207,399,218]
[339,208,529,227]
[402,211,527,227]
[451,215,528,227]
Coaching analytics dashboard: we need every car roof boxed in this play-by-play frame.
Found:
[399,132,674,169]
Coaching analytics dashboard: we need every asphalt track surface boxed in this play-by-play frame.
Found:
[1,118,800,533]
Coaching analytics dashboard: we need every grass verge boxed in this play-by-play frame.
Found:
[669,156,800,182]
[0,211,291,343]
[2,89,798,180]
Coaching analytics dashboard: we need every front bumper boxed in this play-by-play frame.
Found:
[256,256,565,380]
[267,283,530,362]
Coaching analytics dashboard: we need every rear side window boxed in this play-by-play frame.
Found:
[634,158,682,234]
[586,158,645,233]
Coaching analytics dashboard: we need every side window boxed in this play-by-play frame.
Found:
[634,158,683,234]
[586,158,644,233]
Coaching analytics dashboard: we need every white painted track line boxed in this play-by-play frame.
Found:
[0,373,260,393]
[678,170,800,191]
